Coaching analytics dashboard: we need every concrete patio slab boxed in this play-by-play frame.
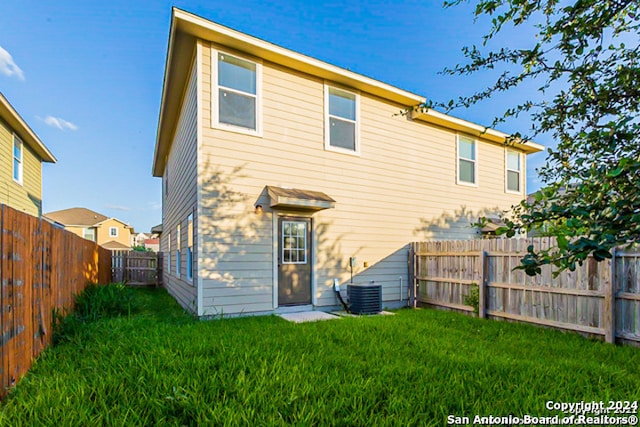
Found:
[278,311,341,323]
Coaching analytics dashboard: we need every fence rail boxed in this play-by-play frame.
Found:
[111,251,162,286]
[410,238,640,345]
[0,205,112,399]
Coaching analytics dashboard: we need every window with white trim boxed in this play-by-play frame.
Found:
[176,224,181,276]
[457,135,477,185]
[506,149,521,192]
[215,51,259,132]
[325,86,359,153]
[13,134,23,184]
[83,228,96,242]
[167,232,171,274]
[109,227,118,237]
[187,213,193,281]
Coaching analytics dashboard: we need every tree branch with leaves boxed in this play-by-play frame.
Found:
[435,0,640,275]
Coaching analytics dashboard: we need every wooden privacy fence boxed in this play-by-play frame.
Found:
[410,238,640,345]
[112,250,162,286]
[0,204,112,399]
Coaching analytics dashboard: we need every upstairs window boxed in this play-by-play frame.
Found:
[215,52,260,132]
[457,135,477,185]
[506,150,521,193]
[13,134,23,184]
[325,86,359,154]
[109,227,118,237]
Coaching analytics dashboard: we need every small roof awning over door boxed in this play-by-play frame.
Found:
[266,186,336,212]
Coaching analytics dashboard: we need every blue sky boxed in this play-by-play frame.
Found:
[0,0,549,232]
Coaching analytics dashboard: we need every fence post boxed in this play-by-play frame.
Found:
[408,244,416,308]
[604,248,616,344]
[479,250,487,318]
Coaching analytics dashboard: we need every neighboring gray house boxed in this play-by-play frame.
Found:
[152,8,543,317]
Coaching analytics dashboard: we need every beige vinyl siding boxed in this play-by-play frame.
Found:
[198,41,527,315]
[162,52,199,314]
[0,118,43,216]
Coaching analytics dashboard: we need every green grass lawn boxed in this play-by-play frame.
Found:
[1,288,639,426]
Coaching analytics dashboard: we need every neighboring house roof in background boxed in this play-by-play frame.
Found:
[44,207,134,230]
[101,240,131,250]
[152,7,543,177]
[145,238,160,245]
[0,92,56,163]
[44,207,108,227]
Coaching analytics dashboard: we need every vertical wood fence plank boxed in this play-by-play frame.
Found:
[479,250,486,318]
[411,237,640,346]
[604,248,616,343]
[0,205,112,400]
[0,206,5,396]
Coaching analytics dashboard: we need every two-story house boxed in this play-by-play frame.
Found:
[153,8,544,317]
[44,207,134,250]
[0,92,56,216]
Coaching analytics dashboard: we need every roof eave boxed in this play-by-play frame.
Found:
[93,217,133,228]
[152,8,181,177]
[411,108,545,154]
[174,8,424,105]
[0,93,57,163]
[152,8,426,176]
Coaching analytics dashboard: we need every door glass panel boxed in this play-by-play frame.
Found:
[282,221,307,264]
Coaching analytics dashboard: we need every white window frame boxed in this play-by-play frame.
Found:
[456,134,478,186]
[324,84,360,156]
[109,227,118,237]
[211,48,262,136]
[506,149,523,194]
[83,227,96,242]
[175,224,181,277]
[13,134,23,185]
[186,213,193,282]
[167,232,171,274]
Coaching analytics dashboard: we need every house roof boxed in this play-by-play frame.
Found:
[152,7,544,177]
[411,109,544,154]
[101,240,131,250]
[44,207,108,227]
[94,217,134,232]
[0,92,56,163]
[44,207,134,230]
